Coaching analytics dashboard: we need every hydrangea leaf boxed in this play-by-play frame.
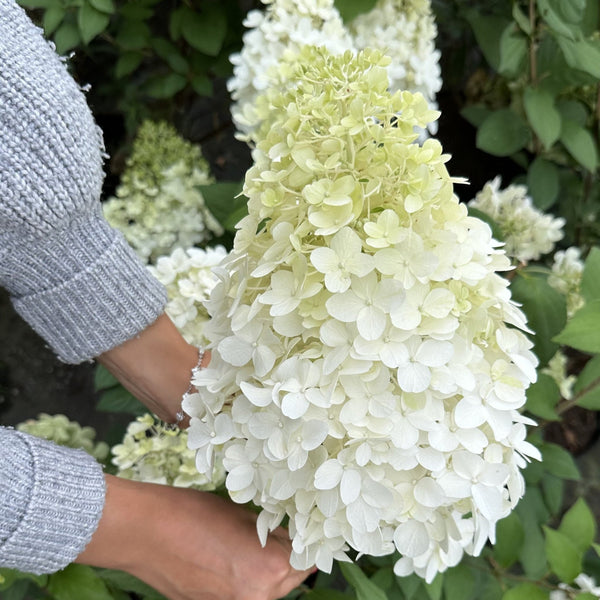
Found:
[581,247,600,302]
[558,498,596,553]
[560,120,599,172]
[523,88,561,150]
[501,583,548,600]
[539,442,581,480]
[476,109,530,157]
[48,565,113,600]
[525,373,560,420]
[442,563,475,600]
[493,511,525,568]
[339,562,388,600]
[573,354,600,409]
[543,526,582,583]
[527,157,560,209]
[553,300,600,353]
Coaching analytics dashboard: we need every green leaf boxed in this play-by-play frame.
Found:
[17,0,52,7]
[442,563,474,600]
[114,51,143,78]
[340,563,387,600]
[370,568,394,591]
[396,573,422,600]
[465,12,510,71]
[115,20,150,50]
[461,105,492,128]
[516,500,547,578]
[119,4,153,20]
[537,0,576,39]
[144,73,187,99]
[498,26,527,76]
[527,157,560,209]
[574,354,600,409]
[190,73,212,97]
[523,87,562,150]
[556,0,585,23]
[334,0,378,22]
[43,6,66,36]
[575,594,599,600]
[152,38,189,74]
[559,498,596,553]
[502,583,549,600]
[0,580,31,600]
[494,511,525,568]
[581,247,600,303]
[97,570,166,600]
[77,2,110,45]
[544,526,582,583]
[53,21,81,54]
[556,37,600,79]
[554,300,600,353]
[526,373,561,420]
[304,590,355,600]
[93,364,119,391]
[582,0,599,35]
[560,120,598,172]
[510,271,567,366]
[48,565,113,600]
[558,100,588,126]
[97,385,146,415]
[89,0,114,14]
[424,574,443,600]
[199,182,245,232]
[541,474,564,515]
[512,3,532,34]
[476,109,530,157]
[181,5,227,57]
[540,442,581,480]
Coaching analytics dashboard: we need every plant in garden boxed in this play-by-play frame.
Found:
[112,413,225,490]
[103,120,223,263]
[349,0,442,135]
[16,413,109,461]
[148,245,228,346]
[184,45,541,581]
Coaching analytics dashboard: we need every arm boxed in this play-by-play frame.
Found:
[76,475,313,600]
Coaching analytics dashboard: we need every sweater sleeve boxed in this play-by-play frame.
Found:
[0,0,167,363]
[0,427,106,574]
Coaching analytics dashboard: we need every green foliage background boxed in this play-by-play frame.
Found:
[4,0,600,598]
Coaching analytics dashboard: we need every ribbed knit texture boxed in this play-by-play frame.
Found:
[0,0,169,575]
[0,428,106,574]
[0,0,167,363]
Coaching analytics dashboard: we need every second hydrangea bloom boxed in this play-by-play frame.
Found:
[186,47,540,581]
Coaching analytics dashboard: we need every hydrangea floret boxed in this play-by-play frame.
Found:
[542,351,577,401]
[227,0,354,136]
[103,121,223,263]
[112,413,225,490]
[17,413,109,461]
[548,246,585,318]
[550,573,600,600]
[468,177,565,263]
[148,245,228,346]
[350,0,442,135]
[186,47,540,581]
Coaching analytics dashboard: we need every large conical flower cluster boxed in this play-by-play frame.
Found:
[186,47,539,581]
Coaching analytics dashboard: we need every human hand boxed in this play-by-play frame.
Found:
[76,475,313,600]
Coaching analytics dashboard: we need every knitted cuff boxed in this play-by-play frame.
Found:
[9,208,167,363]
[0,430,106,574]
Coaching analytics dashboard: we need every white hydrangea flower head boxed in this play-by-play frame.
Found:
[349,0,442,136]
[548,246,585,318]
[228,0,355,136]
[103,121,223,263]
[187,47,539,581]
[112,413,225,490]
[468,177,565,263]
[17,413,109,461]
[149,245,228,345]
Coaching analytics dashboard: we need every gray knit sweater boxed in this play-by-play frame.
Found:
[0,0,167,573]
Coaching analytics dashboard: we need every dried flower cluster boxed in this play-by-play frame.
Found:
[103,121,222,262]
[185,47,539,581]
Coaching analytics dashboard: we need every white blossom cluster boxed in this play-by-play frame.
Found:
[542,351,576,401]
[149,245,228,345]
[103,121,223,263]
[350,0,442,134]
[185,47,539,581]
[17,413,109,461]
[227,0,441,138]
[550,574,600,600]
[548,246,585,318]
[112,413,225,490]
[228,0,354,136]
[468,177,565,263]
